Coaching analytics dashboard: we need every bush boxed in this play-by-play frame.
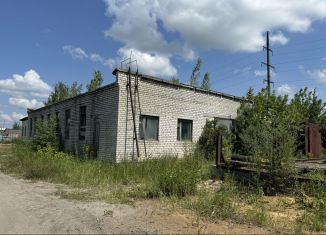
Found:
[32,118,60,150]
[234,89,297,194]
[197,119,233,160]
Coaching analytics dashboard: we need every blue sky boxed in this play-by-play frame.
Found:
[1,0,326,127]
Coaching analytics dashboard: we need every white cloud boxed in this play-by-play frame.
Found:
[0,113,12,122]
[270,31,289,45]
[307,68,326,83]
[104,0,326,54]
[9,97,44,109]
[118,48,177,78]
[12,112,25,121]
[277,84,295,97]
[62,45,88,60]
[0,111,26,123]
[63,46,116,68]
[0,70,51,98]
[254,69,276,77]
[89,53,104,63]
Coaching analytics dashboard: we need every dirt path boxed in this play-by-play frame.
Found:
[0,144,269,234]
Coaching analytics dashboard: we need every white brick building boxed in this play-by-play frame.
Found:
[22,68,242,162]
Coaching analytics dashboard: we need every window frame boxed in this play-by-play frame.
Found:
[139,115,159,141]
[79,106,87,140]
[214,117,234,131]
[177,119,193,141]
[65,109,71,140]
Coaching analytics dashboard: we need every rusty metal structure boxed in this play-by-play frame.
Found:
[305,123,322,159]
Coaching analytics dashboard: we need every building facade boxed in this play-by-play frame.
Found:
[22,68,242,162]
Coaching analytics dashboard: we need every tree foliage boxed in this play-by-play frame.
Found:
[32,118,60,150]
[87,70,103,92]
[201,72,210,90]
[197,119,233,160]
[45,81,82,105]
[233,88,298,193]
[234,87,326,155]
[12,121,21,130]
[190,58,202,86]
[170,76,180,85]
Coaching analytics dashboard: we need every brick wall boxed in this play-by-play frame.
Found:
[27,84,119,161]
[115,70,241,162]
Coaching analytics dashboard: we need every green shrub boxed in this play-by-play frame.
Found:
[32,118,60,150]
[197,119,233,160]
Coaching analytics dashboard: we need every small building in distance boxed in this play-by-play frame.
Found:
[2,128,21,140]
[22,68,242,162]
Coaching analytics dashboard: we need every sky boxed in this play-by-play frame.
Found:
[1,0,326,127]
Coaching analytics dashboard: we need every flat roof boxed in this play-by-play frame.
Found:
[20,116,28,121]
[113,68,243,102]
[29,68,243,115]
[28,82,118,114]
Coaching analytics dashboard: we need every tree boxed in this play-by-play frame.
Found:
[201,72,210,90]
[45,81,82,105]
[190,58,202,86]
[12,121,21,130]
[233,88,297,193]
[289,88,326,152]
[170,76,180,85]
[87,70,103,92]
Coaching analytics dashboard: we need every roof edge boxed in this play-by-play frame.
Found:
[113,68,243,101]
[28,82,118,114]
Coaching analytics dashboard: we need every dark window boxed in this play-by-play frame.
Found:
[29,118,33,137]
[55,111,59,119]
[139,115,159,140]
[79,106,86,140]
[177,119,193,141]
[65,109,71,139]
[34,117,37,134]
[214,117,233,131]
[47,114,51,120]
[41,115,44,121]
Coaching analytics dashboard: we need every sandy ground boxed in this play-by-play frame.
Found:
[0,144,269,234]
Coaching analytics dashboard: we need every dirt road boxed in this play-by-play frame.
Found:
[0,143,268,234]
[0,172,270,234]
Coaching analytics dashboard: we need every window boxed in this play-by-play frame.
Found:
[47,114,51,120]
[41,115,44,121]
[214,117,233,131]
[139,115,159,140]
[65,109,71,139]
[177,119,193,141]
[29,118,33,137]
[34,117,37,134]
[79,106,86,140]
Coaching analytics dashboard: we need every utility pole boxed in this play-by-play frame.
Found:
[261,31,275,97]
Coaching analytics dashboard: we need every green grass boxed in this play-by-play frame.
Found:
[187,175,269,227]
[1,140,326,233]
[0,140,211,200]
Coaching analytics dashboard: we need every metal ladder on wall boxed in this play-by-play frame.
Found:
[123,58,147,160]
